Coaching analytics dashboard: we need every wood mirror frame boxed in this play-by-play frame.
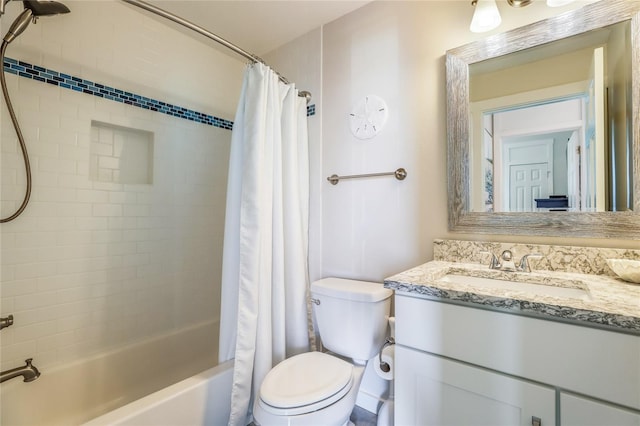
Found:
[446,0,640,239]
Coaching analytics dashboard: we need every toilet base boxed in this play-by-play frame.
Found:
[253,363,365,426]
[376,399,394,426]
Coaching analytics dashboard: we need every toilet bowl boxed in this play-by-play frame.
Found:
[254,352,366,426]
[253,278,393,426]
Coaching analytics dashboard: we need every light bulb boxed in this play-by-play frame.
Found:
[470,0,502,33]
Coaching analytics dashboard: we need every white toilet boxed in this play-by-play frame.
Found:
[253,277,393,426]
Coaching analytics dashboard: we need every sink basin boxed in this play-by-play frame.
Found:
[439,273,591,300]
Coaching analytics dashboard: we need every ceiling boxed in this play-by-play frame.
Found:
[141,1,371,59]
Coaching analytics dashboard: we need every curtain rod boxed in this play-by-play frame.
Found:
[121,0,312,102]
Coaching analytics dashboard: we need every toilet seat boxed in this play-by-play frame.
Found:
[258,351,354,416]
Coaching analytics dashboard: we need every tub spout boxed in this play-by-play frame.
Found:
[0,358,40,383]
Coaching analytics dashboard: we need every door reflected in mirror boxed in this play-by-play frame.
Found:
[478,97,598,213]
[468,20,632,213]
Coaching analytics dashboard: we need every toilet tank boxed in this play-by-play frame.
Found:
[311,278,392,362]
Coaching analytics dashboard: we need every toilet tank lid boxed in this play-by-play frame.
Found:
[311,277,392,302]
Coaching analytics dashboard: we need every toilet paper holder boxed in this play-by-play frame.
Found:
[378,337,395,373]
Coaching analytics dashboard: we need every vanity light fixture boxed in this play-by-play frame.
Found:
[470,0,502,33]
[507,0,532,7]
[470,0,576,33]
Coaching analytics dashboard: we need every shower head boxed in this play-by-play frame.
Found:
[3,8,33,43]
[22,0,70,17]
[2,1,69,44]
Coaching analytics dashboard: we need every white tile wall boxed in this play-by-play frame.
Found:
[90,122,153,184]
[1,0,241,372]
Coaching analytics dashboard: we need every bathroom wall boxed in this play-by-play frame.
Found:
[265,2,635,416]
[470,46,594,102]
[317,0,636,283]
[1,0,243,375]
[260,1,631,299]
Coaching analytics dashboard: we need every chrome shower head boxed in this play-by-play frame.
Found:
[22,0,70,17]
[2,0,69,44]
[3,8,33,43]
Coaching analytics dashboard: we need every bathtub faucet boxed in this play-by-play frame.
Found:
[0,358,41,383]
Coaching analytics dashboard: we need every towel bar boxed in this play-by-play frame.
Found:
[327,168,407,185]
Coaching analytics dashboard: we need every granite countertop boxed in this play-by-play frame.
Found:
[384,261,640,335]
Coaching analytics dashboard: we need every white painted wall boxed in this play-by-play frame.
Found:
[0,0,243,378]
[267,0,631,287]
[318,0,632,283]
[265,0,638,415]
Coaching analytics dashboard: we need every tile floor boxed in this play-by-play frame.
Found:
[249,405,378,425]
[350,406,378,426]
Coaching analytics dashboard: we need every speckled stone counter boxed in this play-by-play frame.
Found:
[384,240,640,335]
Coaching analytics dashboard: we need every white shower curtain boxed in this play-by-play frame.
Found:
[218,62,310,426]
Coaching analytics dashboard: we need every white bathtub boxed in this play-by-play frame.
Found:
[84,360,233,426]
[1,320,220,425]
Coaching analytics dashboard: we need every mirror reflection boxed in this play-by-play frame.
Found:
[469,20,632,213]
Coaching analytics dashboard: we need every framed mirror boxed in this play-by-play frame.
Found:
[446,0,640,239]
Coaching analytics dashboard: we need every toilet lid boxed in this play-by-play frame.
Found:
[259,352,353,415]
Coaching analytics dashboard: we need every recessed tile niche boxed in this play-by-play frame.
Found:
[90,121,154,184]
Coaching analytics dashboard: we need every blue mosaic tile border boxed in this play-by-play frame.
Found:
[3,56,235,129]
[2,56,316,125]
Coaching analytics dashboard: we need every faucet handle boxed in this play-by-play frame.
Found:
[480,251,501,269]
[500,250,513,261]
[517,253,543,272]
[0,314,13,330]
[499,250,516,271]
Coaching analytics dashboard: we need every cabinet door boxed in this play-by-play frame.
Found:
[395,293,640,411]
[561,393,640,426]
[395,345,556,426]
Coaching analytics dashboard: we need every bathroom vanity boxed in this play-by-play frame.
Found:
[385,240,640,426]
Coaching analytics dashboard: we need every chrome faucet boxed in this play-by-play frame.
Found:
[0,314,13,330]
[482,250,513,270]
[0,358,41,383]
[517,253,543,272]
[482,250,542,272]
[484,251,502,270]
[498,250,516,271]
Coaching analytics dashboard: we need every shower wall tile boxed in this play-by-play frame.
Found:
[1,0,238,373]
[4,56,236,130]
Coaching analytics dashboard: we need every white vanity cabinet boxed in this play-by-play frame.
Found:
[560,393,640,426]
[394,292,640,426]
[396,345,555,425]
